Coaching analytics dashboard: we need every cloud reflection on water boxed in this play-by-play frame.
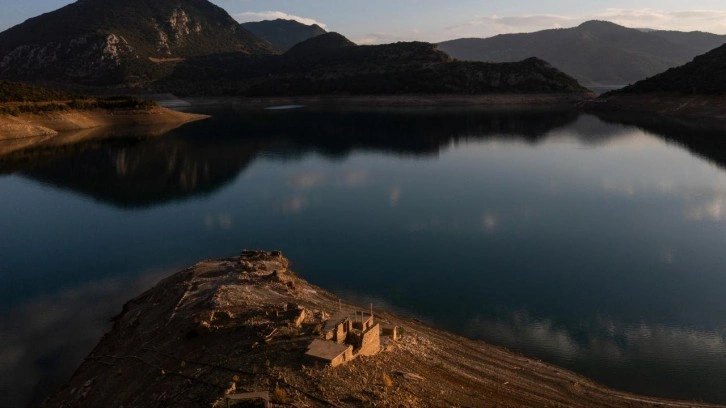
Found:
[0,269,171,408]
[464,310,726,399]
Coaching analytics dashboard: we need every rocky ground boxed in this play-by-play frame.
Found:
[42,251,724,408]
[0,106,207,144]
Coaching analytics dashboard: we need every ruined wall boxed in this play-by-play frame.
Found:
[335,321,347,344]
[330,346,354,368]
[358,324,380,356]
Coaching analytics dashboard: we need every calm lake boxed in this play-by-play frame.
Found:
[2,106,726,406]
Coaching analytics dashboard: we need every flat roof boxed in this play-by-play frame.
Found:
[323,311,352,332]
[306,339,350,361]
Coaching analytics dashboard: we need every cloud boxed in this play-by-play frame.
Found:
[290,171,326,189]
[282,195,309,214]
[204,213,234,230]
[465,310,726,367]
[340,170,369,187]
[481,213,499,232]
[354,32,411,45]
[0,270,170,408]
[232,11,327,29]
[685,194,726,221]
[389,187,402,207]
[439,9,726,41]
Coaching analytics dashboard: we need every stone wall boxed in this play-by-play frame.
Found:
[358,324,380,356]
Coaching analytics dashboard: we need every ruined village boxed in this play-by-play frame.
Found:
[40,250,714,408]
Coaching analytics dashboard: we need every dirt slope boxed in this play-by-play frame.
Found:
[42,251,724,408]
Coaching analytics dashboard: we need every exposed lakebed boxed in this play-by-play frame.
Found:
[1,107,726,406]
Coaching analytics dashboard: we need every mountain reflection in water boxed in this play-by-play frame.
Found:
[1,109,583,208]
[2,107,726,407]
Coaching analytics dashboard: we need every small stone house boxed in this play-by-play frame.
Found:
[305,308,389,366]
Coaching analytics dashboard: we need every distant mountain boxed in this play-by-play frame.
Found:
[0,0,275,85]
[241,19,327,52]
[585,44,726,122]
[161,32,590,96]
[438,20,726,86]
[616,43,726,94]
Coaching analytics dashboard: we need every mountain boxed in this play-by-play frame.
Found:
[161,33,590,96]
[0,0,275,85]
[585,44,726,122]
[438,20,726,86]
[615,43,726,94]
[241,19,327,52]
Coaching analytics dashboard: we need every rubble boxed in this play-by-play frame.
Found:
[40,250,721,408]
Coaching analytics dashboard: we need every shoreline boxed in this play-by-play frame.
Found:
[0,107,209,154]
[162,93,595,110]
[583,93,726,125]
[42,251,724,408]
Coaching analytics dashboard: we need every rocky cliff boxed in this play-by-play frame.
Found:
[0,0,274,85]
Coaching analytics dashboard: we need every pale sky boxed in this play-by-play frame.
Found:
[1,0,726,44]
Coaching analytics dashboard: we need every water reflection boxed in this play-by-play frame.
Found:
[0,269,170,408]
[465,311,726,402]
[0,109,581,208]
[3,108,726,406]
[593,111,726,171]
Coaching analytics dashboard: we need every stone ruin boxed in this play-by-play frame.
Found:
[305,306,398,367]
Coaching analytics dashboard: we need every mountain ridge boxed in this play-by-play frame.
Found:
[584,43,726,123]
[614,43,726,94]
[241,18,327,52]
[438,20,726,86]
[0,0,275,85]
[159,32,591,97]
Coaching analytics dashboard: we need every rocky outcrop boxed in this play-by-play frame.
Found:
[0,0,275,85]
[0,34,135,83]
[41,251,721,407]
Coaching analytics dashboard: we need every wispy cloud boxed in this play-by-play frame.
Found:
[439,9,726,41]
[232,11,327,29]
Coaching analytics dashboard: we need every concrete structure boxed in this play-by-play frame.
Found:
[382,324,401,341]
[225,391,271,407]
[305,306,397,367]
[305,339,354,367]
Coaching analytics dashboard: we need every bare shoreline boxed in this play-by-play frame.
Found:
[42,251,725,408]
[0,107,208,139]
[584,93,726,125]
[167,93,595,110]
[0,107,208,155]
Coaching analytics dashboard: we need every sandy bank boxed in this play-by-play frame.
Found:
[0,107,208,144]
[584,93,726,124]
[42,251,722,408]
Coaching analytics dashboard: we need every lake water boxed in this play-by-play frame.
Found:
[2,107,726,406]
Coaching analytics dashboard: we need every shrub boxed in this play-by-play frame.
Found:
[382,372,393,388]
[271,383,287,403]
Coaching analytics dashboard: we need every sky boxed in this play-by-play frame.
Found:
[1,0,726,44]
